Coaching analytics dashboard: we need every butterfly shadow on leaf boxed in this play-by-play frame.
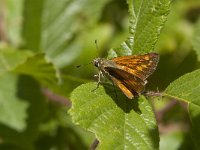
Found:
[101,82,141,114]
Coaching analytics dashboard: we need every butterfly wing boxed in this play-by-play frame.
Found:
[111,53,159,80]
[105,67,146,99]
[110,77,134,99]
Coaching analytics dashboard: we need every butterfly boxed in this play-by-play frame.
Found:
[92,52,159,99]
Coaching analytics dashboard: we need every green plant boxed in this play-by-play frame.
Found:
[70,0,170,149]
[1,0,200,149]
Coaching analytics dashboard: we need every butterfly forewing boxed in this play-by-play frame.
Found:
[111,53,159,80]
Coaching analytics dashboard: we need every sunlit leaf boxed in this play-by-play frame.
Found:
[70,83,159,149]
[108,0,170,58]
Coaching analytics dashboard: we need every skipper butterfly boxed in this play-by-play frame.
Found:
[93,53,159,99]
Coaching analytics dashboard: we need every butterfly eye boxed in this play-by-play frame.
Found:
[93,59,99,67]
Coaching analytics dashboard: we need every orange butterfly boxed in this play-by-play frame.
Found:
[93,53,159,99]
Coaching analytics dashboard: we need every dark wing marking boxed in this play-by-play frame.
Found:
[105,67,146,99]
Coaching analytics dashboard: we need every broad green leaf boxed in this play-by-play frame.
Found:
[193,18,200,61]
[0,48,33,75]
[0,73,28,131]
[108,0,171,57]
[14,53,58,87]
[22,0,111,67]
[164,69,200,148]
[69,83,159,149]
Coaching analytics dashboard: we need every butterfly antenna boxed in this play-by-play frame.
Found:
[94,39,101,58]
[95,39,99,51]
[77,40,100,68]
[76,62,92,68]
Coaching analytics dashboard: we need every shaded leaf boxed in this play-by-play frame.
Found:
[160,132,185,150]
[193,18,200,61]
[0,75,48,149]
[188,103,200,149]
[164,69,200,148]
[69,82,159,149]
[165,69,200,106]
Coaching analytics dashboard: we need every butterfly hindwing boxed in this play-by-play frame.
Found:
[110,76,134,99]
[105,67,146,98]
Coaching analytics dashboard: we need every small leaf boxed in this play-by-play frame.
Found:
[164,69,200,147]
[14,53,59,87]
[0,48,33,75]
[165,69,200,106]
[69,82,159,149]
[192,18,200,61]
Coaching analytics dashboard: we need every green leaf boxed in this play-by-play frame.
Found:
[69,82,159,149]
[160,132,185,150]
[69,0,172,148]
[108,0,171,57]
[0,48,58,87]
[192,18,200,61]
[3,0,24,45]
[164,69,200,148]
[0,75,48,149]
[14,53,59,87]
[22,0,111,67]
[0,73,28,131]
[128,0,170,54]
[188,103,200,149]
[22,0,43,51]
[164,69,200,106]
[0,47,33,75]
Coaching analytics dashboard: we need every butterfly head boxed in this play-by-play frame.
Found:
[93,58,103,68]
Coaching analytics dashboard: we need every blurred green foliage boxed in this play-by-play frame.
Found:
[0,0,200,149]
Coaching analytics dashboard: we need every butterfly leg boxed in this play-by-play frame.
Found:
[91,71,102,92]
